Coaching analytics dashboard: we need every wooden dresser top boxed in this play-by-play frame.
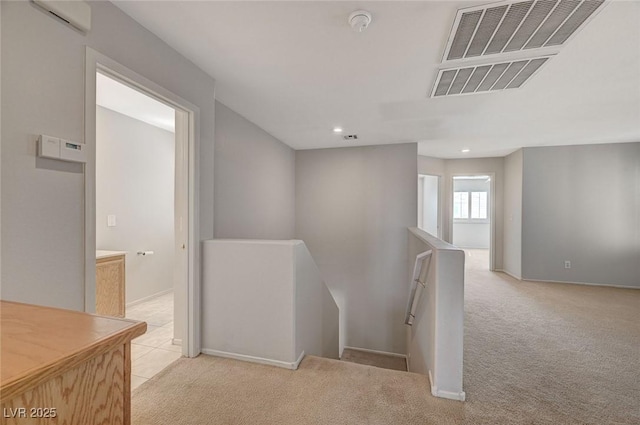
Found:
[0,300,146,398]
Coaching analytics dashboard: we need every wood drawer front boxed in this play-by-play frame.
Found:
[96,256,125,318]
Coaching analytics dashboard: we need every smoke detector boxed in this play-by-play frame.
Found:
[349,10,372,32]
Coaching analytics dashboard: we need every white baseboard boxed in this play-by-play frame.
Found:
[201,348,305,370]
[429,370,465,401]
[495,272,638,290]
[172,338,182,346]
[496,269,522,280]
[523,278,639,290]
[344,346,407,359]
[293,351,305,369]
[433,388,466,401]
[126,288,173,308]
[429,370,467,401]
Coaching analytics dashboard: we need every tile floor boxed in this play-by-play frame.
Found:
[127,292,182,390]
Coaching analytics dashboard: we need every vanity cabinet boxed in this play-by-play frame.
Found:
[96,251,127,318]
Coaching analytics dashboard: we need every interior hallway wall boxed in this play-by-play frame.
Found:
[522,142,640,287]
[295,143,418,355]
[419,155,504,270]
[1,1,215,310]
[503,149,523,278]
[418,156,446,176]
[96,106,175,303]
[214,101,295,239]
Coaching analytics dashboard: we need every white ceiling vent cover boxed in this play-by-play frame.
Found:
[431,56,550,97]
[443,0,605,61]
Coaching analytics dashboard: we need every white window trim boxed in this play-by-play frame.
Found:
[453,190,489,224]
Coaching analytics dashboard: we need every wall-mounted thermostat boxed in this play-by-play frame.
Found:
[38,135,87,164]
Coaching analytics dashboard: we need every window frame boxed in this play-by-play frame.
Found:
[452,190,489,223]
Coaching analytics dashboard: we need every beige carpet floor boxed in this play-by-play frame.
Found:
[132,250,640,424]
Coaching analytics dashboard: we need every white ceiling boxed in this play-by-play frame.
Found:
[96,72,175,132]
[113,1,640,158]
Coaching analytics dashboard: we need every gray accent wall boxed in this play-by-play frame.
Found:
[503,149,523,278]
[522,143,640,287]
[214,101,295,239]
[1,1,215,310]
[295,143,418,354]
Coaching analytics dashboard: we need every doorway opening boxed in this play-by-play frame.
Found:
[84,48,201,381]
[418,174,441,238]
[451,175,494,270]
[94,71,184,387]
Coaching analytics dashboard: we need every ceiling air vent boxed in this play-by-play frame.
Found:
[431,56,550,97]
[443,0,605,61]
[343,134,358,141]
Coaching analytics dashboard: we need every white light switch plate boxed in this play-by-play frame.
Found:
[107,215,116,227]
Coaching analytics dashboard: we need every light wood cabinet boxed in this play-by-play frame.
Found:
[96,252,126,318]
[0,301,146,425]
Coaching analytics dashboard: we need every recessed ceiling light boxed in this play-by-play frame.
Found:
[461,149,470,153]
[333,127,343,133]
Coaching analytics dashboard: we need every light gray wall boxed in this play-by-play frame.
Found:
[522,143,640,287]
[452,178,490,249]
[418,155,445,176]
[294,242,340,361]
[214,101,295,239]
[419,156,505,270]
[202,240,297,363]
[96,106,175,303]
[453,222,489,249]
[201,239,340,366]
[295,143,418,354]
[503,149,523,278]
[1,1,215,310]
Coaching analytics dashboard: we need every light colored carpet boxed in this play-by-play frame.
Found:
[132,355,463,425]
[341,348,407,371]
[132,250,640,424]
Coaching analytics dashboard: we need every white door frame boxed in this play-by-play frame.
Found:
[84,47,201,357]
[418,173,442,239]
[449,173,496,271]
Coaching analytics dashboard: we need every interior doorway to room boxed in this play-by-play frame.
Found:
[452,175,493,270]
[93,71,187,387]
[85,48,199,362]
[418,174,441,238]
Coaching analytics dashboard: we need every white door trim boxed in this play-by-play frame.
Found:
[84,47,201,357]
[418,173,443,239]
